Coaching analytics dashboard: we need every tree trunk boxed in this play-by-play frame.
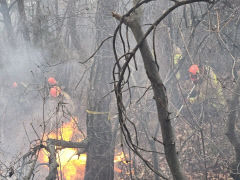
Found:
[226,78,240,180]
[32,1,43,47]
[113,3,187,178]
[0,0,15,46]
[84,0,117,179]
[130,19,186,180]
[17,0,30,42]
[67,0,82,50]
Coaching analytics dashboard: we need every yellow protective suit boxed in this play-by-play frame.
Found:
[189,65,225,108]
[173,47,183,80]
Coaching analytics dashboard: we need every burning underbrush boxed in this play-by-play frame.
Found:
[38,117,129,180]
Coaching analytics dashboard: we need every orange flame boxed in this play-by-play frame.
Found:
[114,152,128,164]
[38,117,128,179]
[39,117,86,180]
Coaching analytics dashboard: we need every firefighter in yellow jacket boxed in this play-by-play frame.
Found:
[173,47,183,80]
[188,64,225,109]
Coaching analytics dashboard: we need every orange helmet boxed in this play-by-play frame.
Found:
[50,86,61,97]
[12,82,18,88]
[188,64,199,75]
[48,77,57,85]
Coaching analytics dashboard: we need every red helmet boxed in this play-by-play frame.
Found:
[188,64,199,75]
[12,82,18,88]
[50,86,61,97]
[48,77,57,85]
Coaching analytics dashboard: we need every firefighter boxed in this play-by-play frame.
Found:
[9,80,33,114]
[188,64,225,108]
[48,77,61,98]
[48,77,57,85]
[173,47,183,80]
[47,77,75,112]
[50,86,61,97]
[170,46,185,109]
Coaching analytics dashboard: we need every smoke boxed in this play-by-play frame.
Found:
[0,43,45,163]
[0,41,87,165]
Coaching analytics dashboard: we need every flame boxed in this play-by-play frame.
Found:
[47,117,78,140]
[39,117,86,180]
[114,152,128,164]
[114,152,130,174]
[38,117,128,179]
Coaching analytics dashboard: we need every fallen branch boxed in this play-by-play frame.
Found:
[47,138,88,149]
[45,138,88,179]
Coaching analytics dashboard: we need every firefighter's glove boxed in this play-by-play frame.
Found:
[189,97,196,104]
[189,90,197,104]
